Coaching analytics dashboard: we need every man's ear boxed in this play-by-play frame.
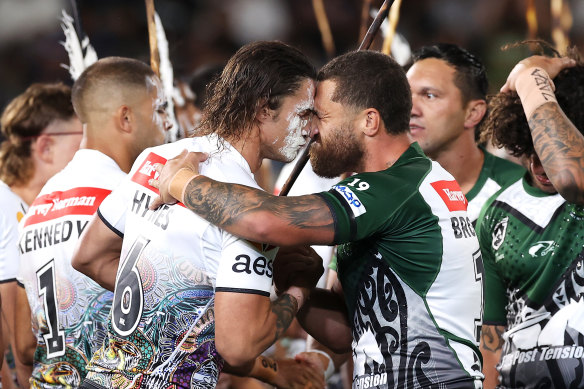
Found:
[464,99,487,129]
[116,105,133,134]
[255,98,274,124]
[361,108,381,137]
[33,134,54,164]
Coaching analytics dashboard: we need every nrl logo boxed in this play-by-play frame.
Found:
[492,217,508,251]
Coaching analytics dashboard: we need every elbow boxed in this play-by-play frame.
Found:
[216,337,256,367]
[14,338,35,366]
[71,246,90,276]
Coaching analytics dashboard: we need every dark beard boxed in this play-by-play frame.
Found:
[309,125,364,178]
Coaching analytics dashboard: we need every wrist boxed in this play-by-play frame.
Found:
[515,66,558,118]
[284,286,309,309]
[248,356,278,384]
[308,349,335,381]
[168,168,198,203]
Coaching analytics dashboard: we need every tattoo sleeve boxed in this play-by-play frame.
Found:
[182,175,334,236]
[271,293,298,342]
[529,102,584,204]
[481,325,505,352]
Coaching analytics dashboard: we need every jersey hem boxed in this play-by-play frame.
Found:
[97,208,123,238]
[215,287,270,297]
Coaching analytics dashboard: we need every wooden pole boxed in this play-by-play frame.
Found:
[279,0,393,196]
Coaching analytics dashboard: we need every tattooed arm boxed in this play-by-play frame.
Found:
[150,151,336,246]
[480,324,505,389]
[528,102,584,204]
[215,290,303,367]
[501,56,584,204]
[216,245,323,369]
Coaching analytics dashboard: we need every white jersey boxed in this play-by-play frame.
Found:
[83,136,276,389]
[0,179,27,282]
[18,149,125,388]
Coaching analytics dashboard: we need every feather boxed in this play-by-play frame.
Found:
[59,10,97,81]
[154,12,180,142]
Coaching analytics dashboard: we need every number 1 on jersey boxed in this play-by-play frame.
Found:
[37,260,65,358]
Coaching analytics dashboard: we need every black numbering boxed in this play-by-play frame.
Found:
[37,260,66,358]
[112,236,150,336]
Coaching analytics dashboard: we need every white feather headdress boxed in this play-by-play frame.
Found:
[60,10,98,81]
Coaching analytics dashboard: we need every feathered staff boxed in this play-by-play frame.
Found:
[279,0,393,196]
[145,0,180,142]
[60,7,98,81]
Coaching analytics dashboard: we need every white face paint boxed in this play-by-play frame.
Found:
[279,80,315,161]
[147,76,166,128]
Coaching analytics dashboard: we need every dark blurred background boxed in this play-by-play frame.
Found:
[0,0,582,111]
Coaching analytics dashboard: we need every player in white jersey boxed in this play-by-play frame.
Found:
[0,83,83,386]
[153,50,484,388]
[16,57,171,388]
[72,41,325,389]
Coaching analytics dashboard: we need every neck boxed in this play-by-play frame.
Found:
[361,132,412,173]
[82,125,132,173]
[11,176,46,205]
[429,135,484,195]
[227,127,263,174]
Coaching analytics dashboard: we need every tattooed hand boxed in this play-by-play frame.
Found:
[273,245,323,294]
[149,150,208,209]
[500,56,576,93]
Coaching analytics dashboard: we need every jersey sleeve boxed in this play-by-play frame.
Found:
[476,198,508,325]
[317,174,396,245]
[212,229,277,297]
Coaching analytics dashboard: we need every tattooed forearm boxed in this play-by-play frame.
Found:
[481,325,505,352]
[271,293,298,342]
[529,102,584,204]
[182,175,334,235]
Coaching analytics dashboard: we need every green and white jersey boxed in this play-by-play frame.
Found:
[318,143,484,389]
[477,178,584,389]
[465,147,524,224]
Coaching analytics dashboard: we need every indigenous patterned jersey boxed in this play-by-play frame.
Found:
[0,180,27,282]
[17,150,124,388]
[465,147,524,223]
[477,178,584,388]
[318,143,484,389]
[83,136,276,389]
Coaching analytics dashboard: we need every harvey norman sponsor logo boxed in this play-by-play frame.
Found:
[131,152,186,208]
[24,187,111,226]
[430,180,468,212]
[132,152,167,191]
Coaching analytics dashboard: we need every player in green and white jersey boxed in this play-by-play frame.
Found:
[476,51,584,388]
[407,43,525,224]
[152,50,485,389]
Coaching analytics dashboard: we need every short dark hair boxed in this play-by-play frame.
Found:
[317,50,411,135]
[481,49,584,157]
[0,83,75,186]
[72,56,156,122]
[411,43,488,104]
[197,41,316,142]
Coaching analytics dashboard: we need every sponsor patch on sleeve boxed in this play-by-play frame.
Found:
[332,185,367,217]
[215,239,277,296]
[131,152,167,191]
[430,180,468,212]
